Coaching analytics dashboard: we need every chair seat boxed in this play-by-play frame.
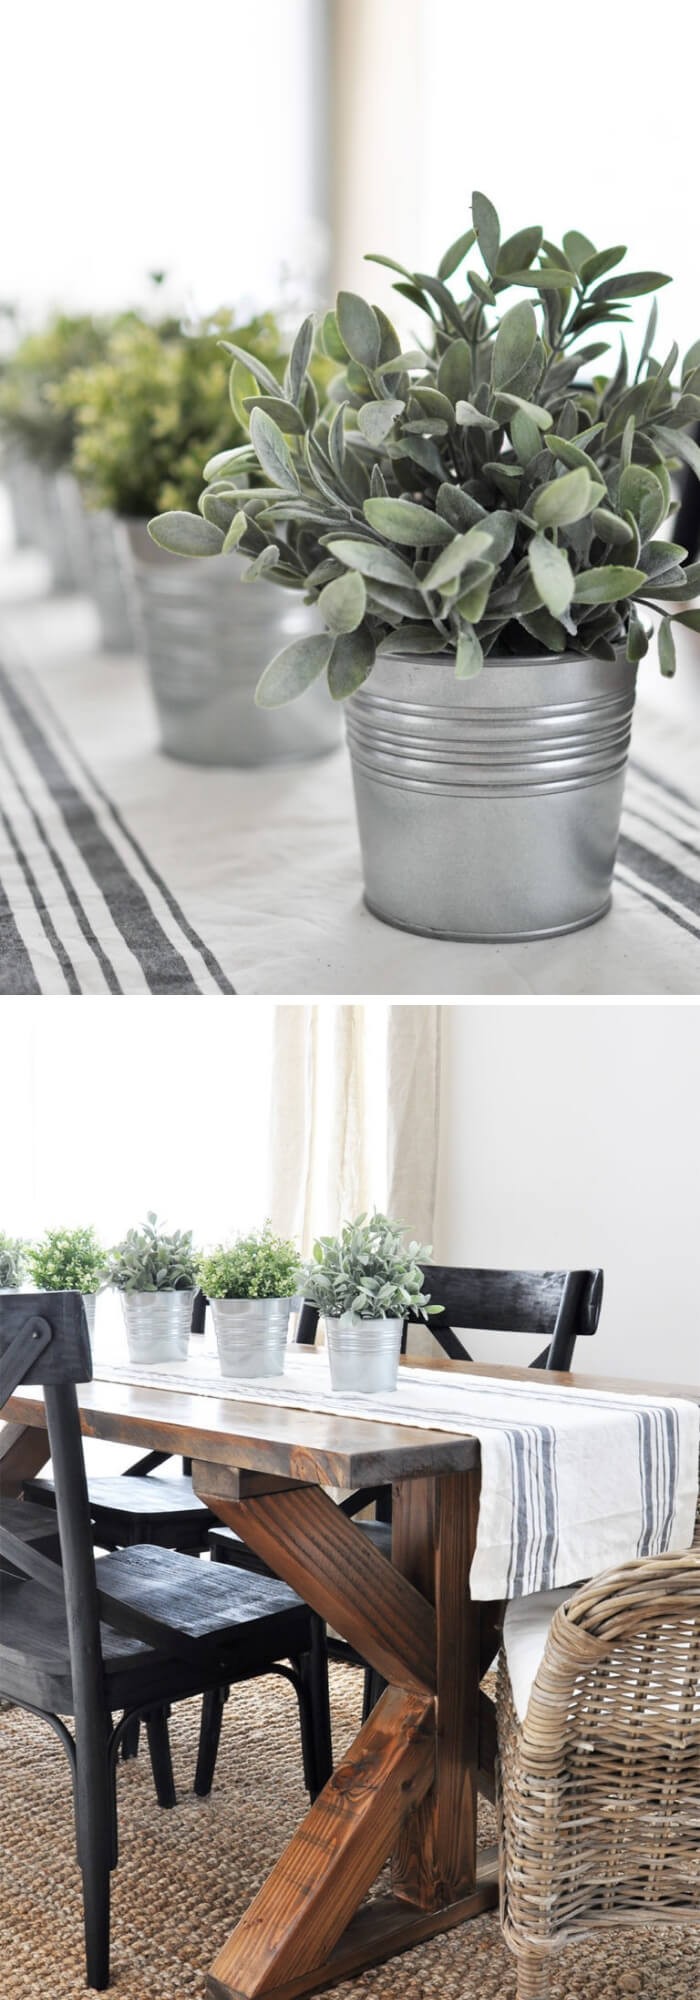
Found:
[26,1473,212,1550]
[0,1545,312,1714]
[503,1585,576,1722]
[0,1496,62,1564]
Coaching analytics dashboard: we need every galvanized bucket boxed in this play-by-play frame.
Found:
[326,1316,403,1395]
[3,454,40,548]
[120,519,342,767]
[120,1290,195,1365]
[56,477,136,651]
[82,1294,97,1342]
[210,1297,291,1379]
[34,470,78,591]
[346,650,638,941]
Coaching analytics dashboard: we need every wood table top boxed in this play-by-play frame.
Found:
[4,1352,698,1489]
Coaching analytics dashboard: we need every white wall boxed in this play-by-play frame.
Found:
[434,1004,700,1387]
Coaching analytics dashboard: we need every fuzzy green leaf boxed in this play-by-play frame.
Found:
[626,607,649,662]
[363,497,452,547]
[532,468,597,528]
[255,633,334,707]
[573,565,646,604]
[492,300,537,390]
[562,230,597,272]
[249,408,300,492]
[327,624,375,699]
[472,191,501,274]
[147,511,224,558]
[497,226,543,275]
[318,568,367,634]
[222,509,247,554]
[336,291,381,370]
[455,625,484,677]
[658,616,676,677]
[528,534,575,616]
[356,398,405,445]
[591,271,671,302]
[618,465,667,541]
[438,226,476,280]
[377,624,446,655]
[327,538,417,587]
[243,394,307,434]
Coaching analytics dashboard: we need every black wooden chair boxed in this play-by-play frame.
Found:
[0,1293,332,1990]
[209,1266,604,1722]
[25,1291,214,1556]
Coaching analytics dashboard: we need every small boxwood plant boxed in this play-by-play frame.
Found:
[62,310,288,519]
[0,314,114,470]
[150,192,700,692]
[197,1224,300,1300]
[26,1225,107,1293]
[0,1232,27,1288]
[105,1214,197,1292]
[300,1213,435,1322]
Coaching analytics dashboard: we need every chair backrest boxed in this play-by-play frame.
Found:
[0,1292,106,1723]
[296,1266,604,1371]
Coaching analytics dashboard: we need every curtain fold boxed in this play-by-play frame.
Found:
[267,1004,441,1256]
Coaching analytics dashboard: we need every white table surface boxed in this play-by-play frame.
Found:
[1,516,698,996]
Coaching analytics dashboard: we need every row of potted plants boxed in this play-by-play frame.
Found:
[0,303,340,766]
[0,1214,434,1395]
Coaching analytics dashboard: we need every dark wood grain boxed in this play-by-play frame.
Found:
[0,1294,91,1384]
[391,1469,481,1908]
[207,1686,435,1998]
[0,1419,51,1496]
[192,1478,437,1697]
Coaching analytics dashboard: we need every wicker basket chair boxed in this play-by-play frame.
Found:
[497,1553,700,2000]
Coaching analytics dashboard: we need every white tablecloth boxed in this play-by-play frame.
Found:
[1,529,699,995]
[95,1349,700,1601]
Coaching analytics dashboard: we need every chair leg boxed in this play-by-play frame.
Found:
[74,1725,115,1990]
[145,1705,176,1808]
[121,1713,140,1760]
[515,1950,550,1999]
[297,1614,333,1799]
[194,1685,228,1798]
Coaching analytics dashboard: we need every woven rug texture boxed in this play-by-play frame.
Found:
[0,1666,697,1999]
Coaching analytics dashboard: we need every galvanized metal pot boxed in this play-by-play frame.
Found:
[326,1316,403,1395]
[346,650,638,942]
[119,520,341,767]
[120,1289,194,1365]
[57,476,136,652]
[3,453,40,547]
[210,1297,291,1379]
[82,1294,97,1342]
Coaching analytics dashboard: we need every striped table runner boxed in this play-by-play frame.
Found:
[1,546,699,994]
[95,1351,700,1601]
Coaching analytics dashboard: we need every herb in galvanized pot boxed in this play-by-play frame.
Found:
[300,1213,435,1395]
[106,1213,197,1367]
[26,1225,107,1338]
[149,196,699,938]
[0,1232,27,1290]
[198,1224,301,1381]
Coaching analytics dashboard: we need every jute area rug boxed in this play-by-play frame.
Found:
[0,1668,697,2000]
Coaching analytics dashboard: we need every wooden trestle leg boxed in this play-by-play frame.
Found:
[191,1465,498,2000]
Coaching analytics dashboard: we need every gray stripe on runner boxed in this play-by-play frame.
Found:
[0,866,41,992]
[0,660,200,994]
[0,802,79,992]
[0,738,122,993]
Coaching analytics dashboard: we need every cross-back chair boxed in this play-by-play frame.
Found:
[0,1294,331,1990]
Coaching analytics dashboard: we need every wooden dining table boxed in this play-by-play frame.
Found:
[2,1353,699,2000]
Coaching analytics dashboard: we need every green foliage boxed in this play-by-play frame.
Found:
[150,200,700,697]
[300,1212,435,1322]
[105,1213,197,1292]
[0,1232,27,1289]
[59,311,287,519]
[197,1225,301,1301]
[0,314,114,469]
[26,1225,106,1293]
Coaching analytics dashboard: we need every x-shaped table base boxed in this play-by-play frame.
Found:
[192,1463,499,2000]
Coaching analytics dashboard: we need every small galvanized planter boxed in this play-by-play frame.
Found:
[346,650,638,942]
[120,1290,195,1365]
[57,476,136,652]
[35,470,79,591]
[120,520,341,767]
[3,453,40,548]
[210,1297,291,1379]
[326,1316,403,1395]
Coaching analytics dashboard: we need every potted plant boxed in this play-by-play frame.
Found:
[0,312,112,591]
[152,195,700,940]
[0,1232,27,1291]
[105,1213,197,1364]
[69,312,340,764]
[25,1225,106,1338]
[300,1213,434,1394]
[197,1223,300,1379]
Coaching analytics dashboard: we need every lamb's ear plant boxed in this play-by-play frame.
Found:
[26,1225,107,1293]
[150,193,700,696]
[197,1225,301,1300]
[105,1213,197,1291]
[300,1213,435,1321]
[0,1232,27,1288]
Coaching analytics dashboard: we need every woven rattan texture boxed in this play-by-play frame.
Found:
[1,1664,698,1999]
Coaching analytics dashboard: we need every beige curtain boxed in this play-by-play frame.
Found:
[267,1004,441,1255]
